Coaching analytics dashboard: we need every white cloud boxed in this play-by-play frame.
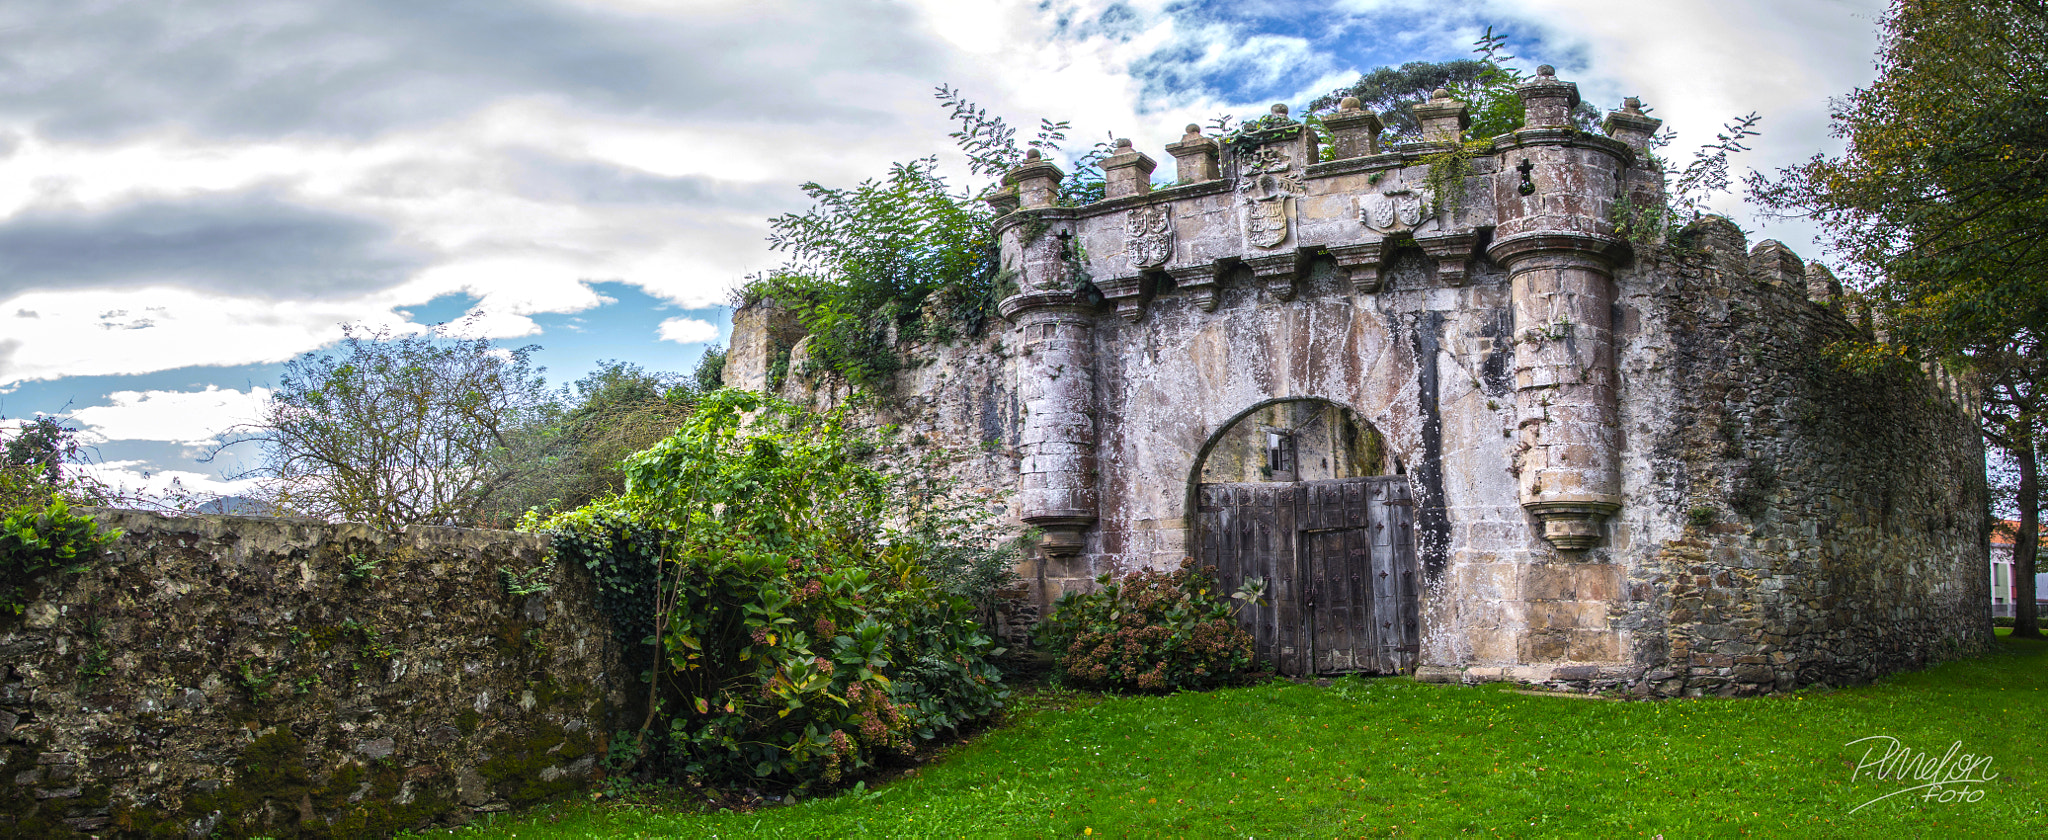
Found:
[1472,0,1891,261]
[68,386,273,446]
[80,459,266,505]
[656,317,719,345]
[0,286,400,385]
[0,0,1899,394]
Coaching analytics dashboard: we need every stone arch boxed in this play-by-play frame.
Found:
[1180,396,1395,537]
[1185,397,1420,675]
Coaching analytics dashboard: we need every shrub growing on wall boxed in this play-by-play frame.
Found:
[0,496,121,615]
[1033,559,1259,692]
[529,389,1009,791]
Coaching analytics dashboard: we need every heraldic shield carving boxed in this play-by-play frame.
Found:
[1125,205,1173,270]
[1238,146,1300,249]
[1360,188,1426,233]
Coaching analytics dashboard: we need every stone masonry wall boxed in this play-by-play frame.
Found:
[724,226,1993,693]
[721,70,1991,694]
[1590,220,1993,696]
[0,510,625,837]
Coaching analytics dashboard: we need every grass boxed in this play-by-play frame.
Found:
[416,634,2046,838]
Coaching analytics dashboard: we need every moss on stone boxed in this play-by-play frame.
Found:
[476,718,593,808]
[0,745,86,838]
[183,729,314,837]
[167,730,461,839]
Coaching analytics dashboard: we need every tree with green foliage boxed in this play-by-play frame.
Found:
[0,416,106,510]
[1308,59,1490,136]
[742,157,998,389]
[222,322,554,531]
[483,360,702,525]
[1748,0,2048,637]
[1308,31,1601,140]
[692,342,726,392]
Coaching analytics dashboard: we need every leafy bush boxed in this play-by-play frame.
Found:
[529,389,1010,791]
[738,87,1095,390]
[1034,559,1259,692]
[0,496,121,614]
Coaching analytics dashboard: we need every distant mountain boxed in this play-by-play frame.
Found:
[188,495,275,517]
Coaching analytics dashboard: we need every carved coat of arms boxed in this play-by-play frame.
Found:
[1360,189,1426,232]
[1238,146,1300,249]
[1125,205,1173,270]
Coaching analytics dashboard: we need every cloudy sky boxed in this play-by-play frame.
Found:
[0,0,1888,500]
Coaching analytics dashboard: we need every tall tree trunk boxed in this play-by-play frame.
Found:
[2014,431,2042,639]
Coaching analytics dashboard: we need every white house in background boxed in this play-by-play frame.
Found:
[1990,520,2048,618]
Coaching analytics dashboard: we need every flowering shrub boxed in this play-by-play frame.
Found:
[1033,559,1259,692]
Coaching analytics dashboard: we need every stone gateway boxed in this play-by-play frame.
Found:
[728,68,1991,697]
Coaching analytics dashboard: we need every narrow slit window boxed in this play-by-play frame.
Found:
[1266,431,1295,474]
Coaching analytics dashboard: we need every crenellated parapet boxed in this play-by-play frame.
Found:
[994,65,1664,555]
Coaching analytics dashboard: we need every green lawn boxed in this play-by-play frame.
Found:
[419,634,2046,838]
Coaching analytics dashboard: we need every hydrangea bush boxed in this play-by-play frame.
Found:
[1034,559,1260,692]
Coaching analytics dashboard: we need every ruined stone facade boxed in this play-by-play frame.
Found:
[727,68,1992,695]
[0,511,624,836]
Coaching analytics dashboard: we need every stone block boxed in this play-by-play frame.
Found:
[1567,630,1619,662]
[1576,564,1623,602]
[1522,631,1569,662]
[1524,565,1574,600]
[1459,563,1517,600]
[1469,627,1519,663]
[358,737,397,760]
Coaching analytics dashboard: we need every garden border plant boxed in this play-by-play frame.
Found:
[1032,559,1265,692]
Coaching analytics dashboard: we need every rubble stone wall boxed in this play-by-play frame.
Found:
[1605,222,1992,696]
[0,510,625,837]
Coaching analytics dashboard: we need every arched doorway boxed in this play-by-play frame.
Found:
[1190,399,1419,676]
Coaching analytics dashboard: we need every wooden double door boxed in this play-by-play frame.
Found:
[1196,477,1419,676]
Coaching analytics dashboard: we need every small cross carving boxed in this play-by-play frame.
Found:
[1517,158,1536,195]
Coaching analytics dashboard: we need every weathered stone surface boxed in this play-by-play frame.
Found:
[725,69,1991,696]
[0,510,625,837]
